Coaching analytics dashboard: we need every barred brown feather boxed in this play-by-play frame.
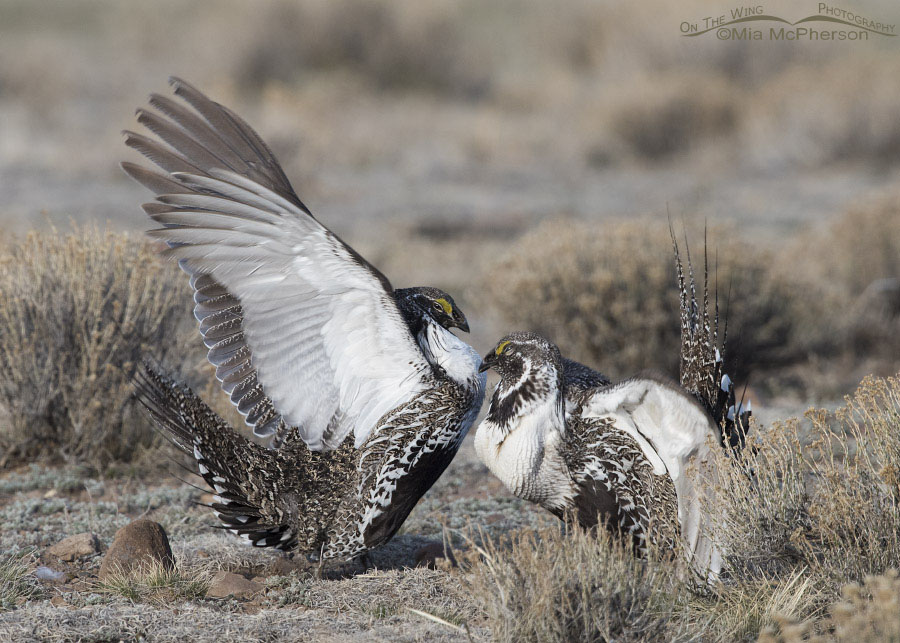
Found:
[670,225,751,449]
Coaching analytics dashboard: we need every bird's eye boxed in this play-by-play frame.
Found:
[432,301,443,312]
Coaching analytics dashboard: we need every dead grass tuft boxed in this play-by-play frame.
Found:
[709,374,900,607]
[463,524,682,643]
[760,571,900,643]
[95,560,212,605]
[0,550,41,611]
[0,225,200,467]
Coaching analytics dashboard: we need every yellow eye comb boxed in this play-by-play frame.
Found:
[495,340,511,355]
[435,298,453,316]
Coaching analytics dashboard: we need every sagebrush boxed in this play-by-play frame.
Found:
[0,226,199,467]
[481,219,815,384]
[483,209,899,394]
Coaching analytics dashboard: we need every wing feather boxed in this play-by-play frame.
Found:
[124,79,433,450]
[579,376,723,580]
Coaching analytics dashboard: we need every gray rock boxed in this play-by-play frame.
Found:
[98,519,175,580]
[34,566,67,584]
[46,533,101,562]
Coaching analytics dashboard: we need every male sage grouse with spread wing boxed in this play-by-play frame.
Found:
[123,78,486,567]
[474,234,750,583]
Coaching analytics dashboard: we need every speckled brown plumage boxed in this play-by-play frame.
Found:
[136,364,477,560]
[562,394,679,555]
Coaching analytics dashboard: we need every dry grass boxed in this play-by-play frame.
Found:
[0,226,200,467]
[704,374,900,634]
[786,194,900,370]
[463,373,900,642]
[760,571,900,642]
[0,551,41,611]
[462,524,683,643]
[95,560,212,605]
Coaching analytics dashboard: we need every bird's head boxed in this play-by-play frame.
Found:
[479,331,560,378]
[479,332,564,427]
[395,287,469,333]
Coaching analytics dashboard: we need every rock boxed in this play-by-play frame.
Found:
[49,595,67,607]
[34,566,67,585]
[98,519,175,580]
[268,556,306,577]
[414,542,457,569]
[47,533,101,562]
[206,571,264,599]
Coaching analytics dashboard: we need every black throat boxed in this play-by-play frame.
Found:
[394,287,428,338]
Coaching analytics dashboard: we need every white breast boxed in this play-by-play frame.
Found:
[420,323,486,393]
[474,397,574,511]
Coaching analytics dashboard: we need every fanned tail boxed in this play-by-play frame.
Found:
[670,224,751,450]
[133,362,298,550]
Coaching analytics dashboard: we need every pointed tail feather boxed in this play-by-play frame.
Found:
[133,362,297,550]
[669,225,751,449]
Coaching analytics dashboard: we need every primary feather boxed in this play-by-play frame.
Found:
[125,78,485,562]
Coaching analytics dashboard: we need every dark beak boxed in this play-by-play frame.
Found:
[451,311,470,333]
[478,351,497,373]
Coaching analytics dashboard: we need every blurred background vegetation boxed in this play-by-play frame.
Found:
[0,0,898,466]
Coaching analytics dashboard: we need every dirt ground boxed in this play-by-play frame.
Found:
[0,440,554,642]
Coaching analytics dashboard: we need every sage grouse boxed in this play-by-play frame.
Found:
[124,78,486,566]
[474,234,750,583]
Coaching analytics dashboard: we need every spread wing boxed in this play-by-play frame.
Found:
[123,77,433,451]
[577,376,723,581]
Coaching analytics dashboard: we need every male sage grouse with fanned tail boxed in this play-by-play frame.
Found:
[474,231,750,584]
[123,78,486,568]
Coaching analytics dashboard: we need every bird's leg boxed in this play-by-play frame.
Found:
[358,551,375,572]
[313,543,326,580]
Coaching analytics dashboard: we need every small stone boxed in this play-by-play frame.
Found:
[99,519,175,580]
[34,566,67,585]
[269,556,305,577]
[50,595,66,607]
[207,571,264,599]
[414,542,457,569]
[47,533,101,562]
